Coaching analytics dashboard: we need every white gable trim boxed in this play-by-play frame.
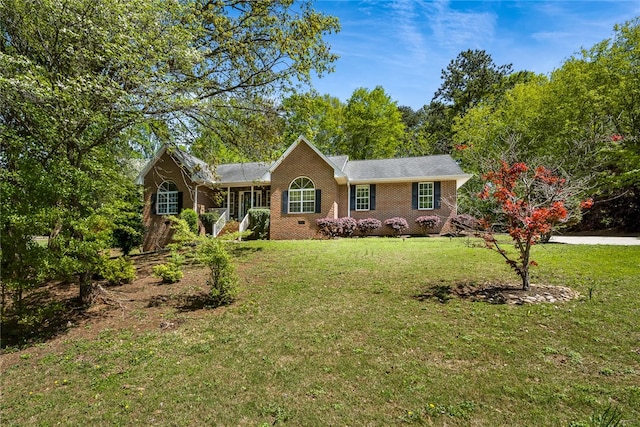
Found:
[269,135,348,183]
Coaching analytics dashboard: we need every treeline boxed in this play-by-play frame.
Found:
[192,19,639,232]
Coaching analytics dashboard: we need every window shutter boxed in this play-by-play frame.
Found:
[177,192,183,213]
[151,193,157,215]
[412,183,418,209]
[281,190,288,214]
[370,184,376,210]
[434,182,441,209]
[315,189,322,213]
[350,185,356,210]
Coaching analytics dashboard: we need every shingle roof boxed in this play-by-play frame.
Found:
[138,142,471,188]
[344,155,469,184]
[215,161,270,185]
[169,147,216,183]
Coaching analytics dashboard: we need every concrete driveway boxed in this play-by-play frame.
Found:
[549,236,640,246]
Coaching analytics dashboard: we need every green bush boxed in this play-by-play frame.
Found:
[179,208,200,235]
[166,216,197,248]
[152,251,184,284]
[197,237,238,305]
[199,212,220,234]
[247,209,270,240]
[99,256,136,285]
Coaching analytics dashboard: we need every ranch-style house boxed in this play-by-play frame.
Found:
[136,136,472,251]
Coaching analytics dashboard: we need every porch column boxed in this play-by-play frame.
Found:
[227,187,231,220]
[251,185,254,209]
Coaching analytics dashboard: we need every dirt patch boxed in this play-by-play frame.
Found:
[1,251,220,355]
[416,282,580,305]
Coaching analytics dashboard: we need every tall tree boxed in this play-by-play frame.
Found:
[0,0,340,304]
[280,91,345,155]
[433,49,514,116]
[341,86,405,159]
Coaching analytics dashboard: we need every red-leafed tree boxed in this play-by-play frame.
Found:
[477,161,591,290]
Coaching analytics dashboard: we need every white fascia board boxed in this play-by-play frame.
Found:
[348,174,473,188]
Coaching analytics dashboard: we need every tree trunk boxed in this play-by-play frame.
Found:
[521,268,530,291]
[79,271,95,305]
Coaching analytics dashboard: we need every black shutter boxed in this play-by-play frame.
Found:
[350,185,356,210]
[370,184,376,210]
[434,182,441,209]
[281,190,288,214]
[151,193,157,215]
[315,189,322,213]
[177,192,183,213]
[412,183,418,209]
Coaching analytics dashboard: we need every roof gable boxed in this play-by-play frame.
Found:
[269,136,347,183]
[135,144,215,185]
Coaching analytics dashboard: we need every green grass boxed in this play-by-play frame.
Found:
[3,238,640,426]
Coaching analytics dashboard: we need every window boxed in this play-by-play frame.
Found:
[157,181,179,215]
[288,177,315,213]
[265,190,271,207]
[355,185,370,211]
[418,182,434,210]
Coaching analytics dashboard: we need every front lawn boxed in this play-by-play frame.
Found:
[2,237,639,426]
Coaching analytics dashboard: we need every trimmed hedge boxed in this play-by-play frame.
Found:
[384,217,409,236]
[316,217,357,238]
[415,215,441,234]
[247,208,270,240]
[357,218,381,235]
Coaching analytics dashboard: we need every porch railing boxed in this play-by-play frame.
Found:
[210,208,228,237]
[238,213,250,239]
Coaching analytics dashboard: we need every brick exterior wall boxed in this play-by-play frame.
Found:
[349,181,458,236]
[270,142,340,240]
[141,151,217,251]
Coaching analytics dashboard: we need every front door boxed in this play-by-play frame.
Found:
[239,191,252,219]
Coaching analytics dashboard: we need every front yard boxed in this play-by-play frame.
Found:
[2,237,639,426]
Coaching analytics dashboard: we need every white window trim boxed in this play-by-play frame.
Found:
[355,184,370,211]
[418,182,434,210]
[157,181,179,215]
[288,177,315,214]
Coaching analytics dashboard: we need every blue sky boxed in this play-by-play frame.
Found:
[309,0,640,109]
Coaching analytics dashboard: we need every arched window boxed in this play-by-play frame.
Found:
[288,177,316,213]
[156,181,179,215]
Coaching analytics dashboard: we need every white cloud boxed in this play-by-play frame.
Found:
[421,0,497,49]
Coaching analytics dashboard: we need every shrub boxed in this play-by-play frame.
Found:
[340,217,357,237]
[316,217,358,238]
[450,214,478,235]
[316,218,340,238]
[179,208,200,235]
[247,208,270,240]
[166,216,197,248]
[152,251,184,284]
[199,212,219,234]
[197,238,238,305]
[384,217,409,236]
[357,218,382,235]
[415,215,441,235]
[112,222,145,255]
[99,256,136,285]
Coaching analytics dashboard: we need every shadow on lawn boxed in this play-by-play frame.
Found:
[1,286,98,349]
[147,292,228,312]
[414,281,516,304]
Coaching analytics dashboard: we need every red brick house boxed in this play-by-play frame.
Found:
[137,136,472,250]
